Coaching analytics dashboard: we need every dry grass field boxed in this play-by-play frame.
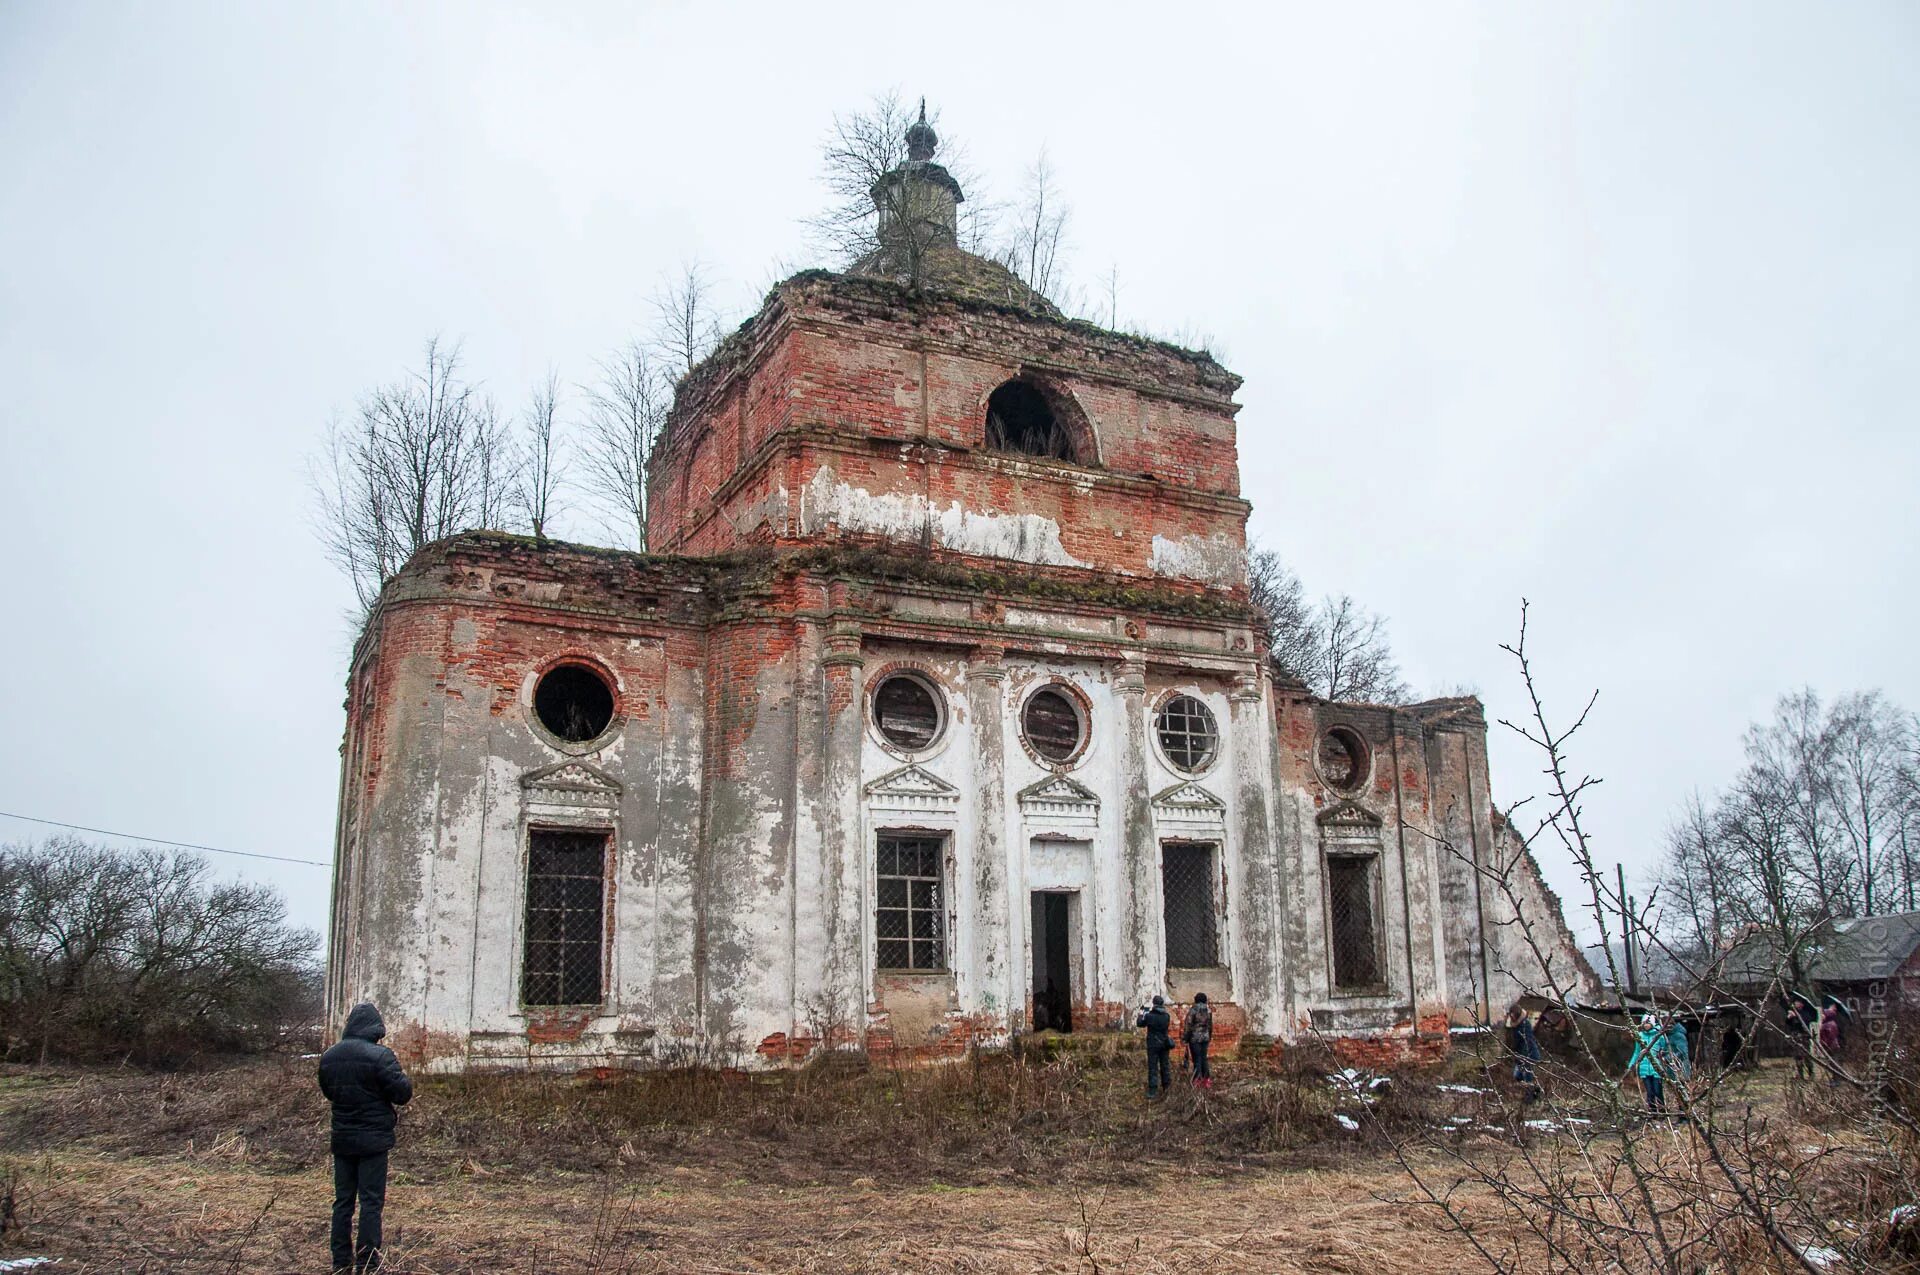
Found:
[0,1045,1902,1273]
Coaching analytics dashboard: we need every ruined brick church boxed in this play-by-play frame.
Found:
[326,111,1592,1070]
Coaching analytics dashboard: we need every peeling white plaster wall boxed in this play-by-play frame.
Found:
[1150,532,1247,587]
[800,465,1089,569]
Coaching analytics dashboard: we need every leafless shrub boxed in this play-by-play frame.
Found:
[1366,602,1918,1274]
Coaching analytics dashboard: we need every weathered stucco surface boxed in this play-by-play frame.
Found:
[327,228,1592,1072]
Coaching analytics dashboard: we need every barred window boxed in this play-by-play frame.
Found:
[1161,841,1220,968]
[1327,854,1382,989]
[876,834,946,971]
[523,829,608,1005]
[1155,695,1218,773]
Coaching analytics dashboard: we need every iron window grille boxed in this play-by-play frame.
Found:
[876,833,947,971]
[1161,841,1221,968]
[1327,854,1383,989]
[522,829,608,1006]
[1155,695,1218,773]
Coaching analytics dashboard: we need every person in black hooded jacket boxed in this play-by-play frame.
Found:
[1136,995,1173,1097]
[318,1002,413,1273]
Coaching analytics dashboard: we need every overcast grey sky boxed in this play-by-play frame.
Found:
[2,3,1915,946]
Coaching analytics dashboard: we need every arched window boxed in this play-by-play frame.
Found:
[984,381,1077,461]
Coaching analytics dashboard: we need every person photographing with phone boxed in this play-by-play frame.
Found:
[1137,994,1173,1098]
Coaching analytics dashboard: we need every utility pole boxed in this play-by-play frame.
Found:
[1618,862,1638,998]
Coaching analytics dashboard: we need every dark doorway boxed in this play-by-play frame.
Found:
[1030,892,1073,1032]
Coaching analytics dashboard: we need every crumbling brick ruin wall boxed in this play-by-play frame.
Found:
[645,275,1250,591]
[327,256,1595,1072]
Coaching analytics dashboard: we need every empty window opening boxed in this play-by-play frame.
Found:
[873,674,943,752]
[1156,695,1219,773]
[1031,891,1074,1032]
[1328,855,1382,989]
[1161,841,1220,968]
[985,381,1076,461]
[876,834,946,971]
[522,829,608,1005]
[534,664,615,743]
[1023,687,1085,763]
[1318,726,1369,792]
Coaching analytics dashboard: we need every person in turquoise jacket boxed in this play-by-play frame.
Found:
[1664,1016,1693,1084]
[1627,1015,1670,1114]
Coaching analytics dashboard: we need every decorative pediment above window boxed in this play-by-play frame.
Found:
[865,763,961,820]
[521,760,622,821]
[1152,780,1227,831]
[1018,774,1100,828]
[1318,800,1385,847]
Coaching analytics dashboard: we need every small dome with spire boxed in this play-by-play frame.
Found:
[905,98,938,162]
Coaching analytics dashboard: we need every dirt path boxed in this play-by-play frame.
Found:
[2,1151,1499,1274]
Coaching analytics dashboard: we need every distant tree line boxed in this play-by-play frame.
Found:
[0,837,319,1065]
[1651,689,1919,985]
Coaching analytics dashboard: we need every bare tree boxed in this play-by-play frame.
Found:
[576,340,669,552]
[1831,690,1908,916]
[1246,545,1320,682]
[0,837,318,1064]
[1245,549,1412,703]
[1316,593,1412,703]
[1000,148,1069,301]
[806,91,992,285]
[651,262,725,382]
[311,337,517,614]
[513,370,565,541]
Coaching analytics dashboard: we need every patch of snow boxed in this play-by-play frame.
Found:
[1334,1114,1360,1132]
[1798,1246,1843,1270]
[0,1260,60,1271]
[1436,1083,1490,1095]
[1891,1204,1917,1225]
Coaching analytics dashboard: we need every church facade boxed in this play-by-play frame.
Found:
[325,117,1591,1070]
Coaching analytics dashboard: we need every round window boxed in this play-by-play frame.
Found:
[1022,687,1086,763]
[534,663,616,743]
[873,673,944,752]
[1317,726,1370,792]
[1155,694,1218,773]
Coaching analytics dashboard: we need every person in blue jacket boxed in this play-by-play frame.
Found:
[1663,1015,1693,1085]
[1627,1014,1670,1114]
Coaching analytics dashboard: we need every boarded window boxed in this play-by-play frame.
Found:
[1022,688,1084,762]
[1155,695,1218,773]
[1161,841,1220,968]
[873,674,942,751]
[523,829,608,1005]
[876,834,946,971]
[1327,855,1381,989]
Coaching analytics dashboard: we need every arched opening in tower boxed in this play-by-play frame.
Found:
[984,381,1077,462]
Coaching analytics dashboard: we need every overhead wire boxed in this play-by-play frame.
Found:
[0,809,331,867]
